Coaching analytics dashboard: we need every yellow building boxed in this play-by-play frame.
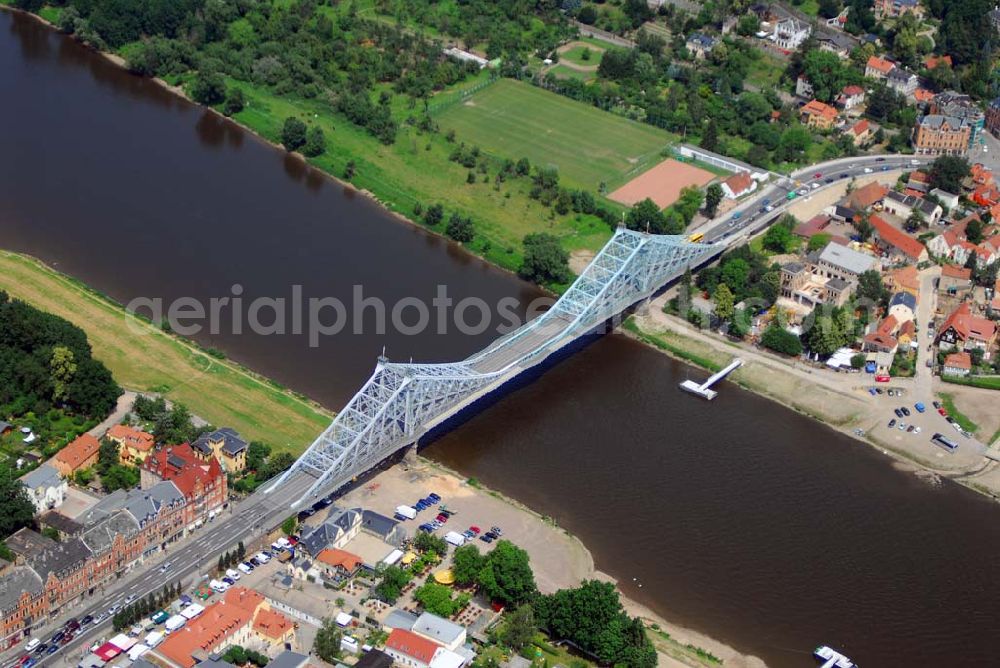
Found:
[192,428,248,472]
[106,425,155,465]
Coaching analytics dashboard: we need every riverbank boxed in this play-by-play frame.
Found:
[386,457,769,668]
[626,300,1000,503]
[0,250,331,451]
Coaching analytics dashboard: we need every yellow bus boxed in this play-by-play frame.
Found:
[688,232,704,243]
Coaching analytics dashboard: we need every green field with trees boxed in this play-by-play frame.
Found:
[437,78,675,191]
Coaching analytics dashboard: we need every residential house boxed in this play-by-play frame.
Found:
[913,115,970,156]
[385,629,441,668]
[191,428,248,473]
[836,85,866,111]
[843,182,889,215]
[315,548,363,582]
[772,18,811,50]
[913,88,936,106]
[817,32,853,59]
[939,264,973,293]
[779,243,876,312]
[882,191,943,224]
[888,291,917,323]
[412,613,467,652]
[865,55,896,80]
[253,608,295,651]
[905,170,930,196]
[106,425,155,465]
[887,265,920,296]
[19,464,67,514]
[943,351,972,376]
[886,68,919,96]
[846,119,873,146]
[863,316,900,354]
[795,75,814,99]
[720,171,757,199]
[800,99,839,130]
[937,303,998,352]
[685,33,717,60]
[298,507,362,555]
[931,91,985,148]
[140,443,227,526]
[38,512,83,540]
[875,0,923,18]
[355,650,395,668]
[929,188,960,212]
[51,434,100,477]
[870,215,929,263]
[360,510,407,547]
[986,97,1000,138]
[897,319,916,346]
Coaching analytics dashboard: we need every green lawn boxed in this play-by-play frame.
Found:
[437,79,677,190]
[560,44,603,67]
[746,51,785,89]
[548,64,596,82]
[937,392,979,434]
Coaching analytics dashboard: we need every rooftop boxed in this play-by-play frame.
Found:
[817,242,876,275]
[386,628,441,665]
[192,428,247,457]
[20,463,63,490]
[413,612,465,645]
[54,433,100,470]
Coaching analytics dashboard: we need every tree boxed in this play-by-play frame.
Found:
[0,463,35,538]
[50,345,77,403]
[344,160,356,179]
[700,119,719,152]
[818,0,842,18]
[499,604,536,650]
[713,284,735,323]
[451,544,484,586]
[626,198,665,233]
[281,516,297,536]
[761,224,793,253]
[761,323,803,356]
[857,269,889,307]
[704,183,723,218]
[414,582,461,617]
[223,88,245,116]
[424,203,444,227]
[966,218,984,244]
[519,233,571,285]
[808,233,832,252]
[191,70,226,106]
[374,565,409,603]
[445,213,474,243]
[476,540,537,607]
[928,156,970,194]
[281,117,307,152]
[851,353,867,369]
[413,531,448,556]
[101,464,139,492]
[314,618,342,662]
[303,126,326,157]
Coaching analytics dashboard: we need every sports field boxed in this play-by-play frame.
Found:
[608,158,716,209]
[436,79,676,190]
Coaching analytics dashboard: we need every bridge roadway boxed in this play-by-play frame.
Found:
[2,153,933,668]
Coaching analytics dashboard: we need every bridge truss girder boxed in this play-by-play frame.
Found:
[270,229,720,505]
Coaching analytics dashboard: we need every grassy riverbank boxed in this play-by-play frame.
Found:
[0,251,331,452]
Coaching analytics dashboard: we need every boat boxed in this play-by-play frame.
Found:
[814,645,856,668]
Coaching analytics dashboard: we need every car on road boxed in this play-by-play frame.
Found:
[159,561,172,573]
[107,604,119,616]
[80,615,93,626]
[45,646,57,655]
[863,167,873,173]
[34,645,48,655]
[880,166,889,171]
[888,418,897,428]
[125,594,136,604]
[22,659,36,668]
[18,655,32,667]
[824,178,833,184]
[839,173,848,179]
[25,640,40,653]
[876,157,886,162]
[814,172,822,178]
[50,631,64,644]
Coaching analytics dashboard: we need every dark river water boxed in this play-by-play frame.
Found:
[4,11,1000,667]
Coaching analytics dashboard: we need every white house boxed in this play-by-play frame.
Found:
[720,171,758,199]
[772,18,811,50]
[20,464,67,513]
[929,188,960,212]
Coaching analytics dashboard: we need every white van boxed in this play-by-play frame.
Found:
[225,568,241,581]
[26,638,41,652]
[209,579,229,593]
[255,552,270,563]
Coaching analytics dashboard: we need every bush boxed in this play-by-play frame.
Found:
[281,117,307,152]
[761,324,803,356]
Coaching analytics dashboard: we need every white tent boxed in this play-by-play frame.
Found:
[108,634,136,652]
[335,612,353,627]
[181,603,204,620]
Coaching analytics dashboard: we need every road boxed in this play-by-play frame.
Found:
[4,471,323,668]
[697,154,933,246]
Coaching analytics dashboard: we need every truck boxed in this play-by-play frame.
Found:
[395,505,417,520]
[164,615,186,633]
[444,531,466,547]
[144,632,164,649]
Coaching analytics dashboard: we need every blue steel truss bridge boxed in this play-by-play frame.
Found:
[268,228,721,506]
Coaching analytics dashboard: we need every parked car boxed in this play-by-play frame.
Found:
[913,426,922,434]
[226,569,241,581]
[222,577,236,586]
[435,514,448,523]
[907,425,915,433]
[80,615,93,626]
[888,419,897,428]
[894,408,904,418]
[469,526,481,535]
[427,493,441,502]
[491,526,502,536]
[418,524,433,533]
[900,406,911,416]
[430,519,442,529]
[237,563,252,574]
[938,408,948,416]
[932,400,942,409]
[898,422,907,430]
[462,530,475,539]
[479,534,494,544]
[50,631,64,644]
[915,403,925,413]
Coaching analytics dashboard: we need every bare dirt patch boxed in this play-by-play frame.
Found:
[609,158,715,209]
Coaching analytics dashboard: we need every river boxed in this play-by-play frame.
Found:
[4,11,1000,667]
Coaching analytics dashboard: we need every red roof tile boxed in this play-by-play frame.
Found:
[870,215,926,260]
[386,629,441,665]
[54,434,100,471]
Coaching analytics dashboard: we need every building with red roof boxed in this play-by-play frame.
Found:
[924,55,952,70]
[106,425,155,465]
[847,119,872,146]
[943,351,972,376]
[140,443,226,525]
[870,215,928,263]
[51,434,100,477]
[937,303,997,351]
[800,99,839,129]
[385,628,442,668]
